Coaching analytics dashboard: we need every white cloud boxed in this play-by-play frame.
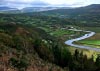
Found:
[0,0,100,9]
[41,0,84,5]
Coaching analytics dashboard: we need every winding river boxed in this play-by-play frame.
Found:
[65,30,100,52]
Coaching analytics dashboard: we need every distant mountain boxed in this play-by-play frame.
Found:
[39,4,100,16]
[39,4,100,18]
[38,4,100,27]
[21,7,71,12]
[0,6,72,13]
[0,4,100,15]
[22,7,57,12]
[83,4,100,9]
[0,6,17,11]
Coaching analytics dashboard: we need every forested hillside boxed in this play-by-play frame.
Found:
[0,13,100,71]
[40,4,100,27]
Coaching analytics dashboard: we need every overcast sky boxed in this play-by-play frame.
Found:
[0,0,100,9]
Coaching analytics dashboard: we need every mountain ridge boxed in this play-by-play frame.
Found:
[0,6,17,11]
[0,4,100,13]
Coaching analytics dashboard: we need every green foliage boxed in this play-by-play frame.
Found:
[95,54,100,67]
[34,39,54,62]
[9,57,29,71]
[12,35,24,50]
[60,47,72,67]
[74,49,80,60]
[52,42,72,67]
[52,43,61,64]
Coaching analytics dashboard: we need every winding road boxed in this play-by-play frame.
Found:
[65,29,100,52]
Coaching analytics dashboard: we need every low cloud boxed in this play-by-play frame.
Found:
[0,0,99,9]
[71,2,86,7]
[30,0,50,6]
[0,0,50,9]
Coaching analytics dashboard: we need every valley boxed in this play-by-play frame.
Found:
[0,4,100,71]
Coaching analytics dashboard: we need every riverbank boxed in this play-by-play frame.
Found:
[65,30,100,52]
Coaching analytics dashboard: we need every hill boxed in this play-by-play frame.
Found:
[40,4,100,16]
[39,4,100,27]
[0,16,65,71]
[0,13,73,71]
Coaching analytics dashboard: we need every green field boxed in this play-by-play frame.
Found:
[38,27,76,37]
[78,40,100,46]
[50,29,75,36]
[76,33,100,48]
[83,27,100,33]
